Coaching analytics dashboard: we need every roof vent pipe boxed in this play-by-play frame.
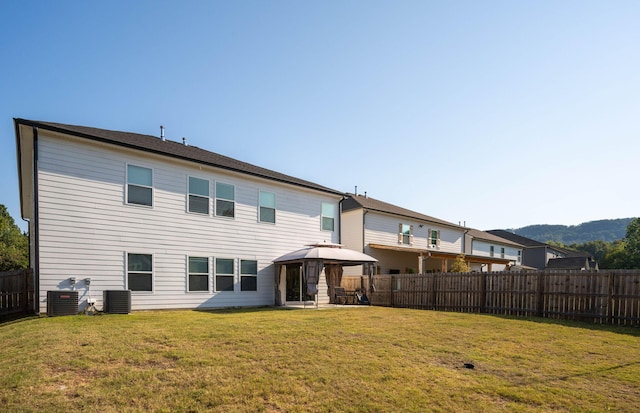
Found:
[160,125,165,141]
[355,185,358,196]
[364,191,367,198]
[182,137,187,146]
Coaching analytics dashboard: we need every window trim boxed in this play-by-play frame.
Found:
[399,223,414,245]
[126,252,153,292]
[240,259,258,292]
[187,256,210,293]
[215,181,235,218]
[126,164,153,207]
[500,247,505,259]
[258,190,276,224]
[490,246,495,257]
[187,176,210,215]
[215,257,235,292]
[321,202,335,232]
[428,229,441,248]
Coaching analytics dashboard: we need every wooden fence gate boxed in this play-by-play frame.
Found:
[0,269,35,320]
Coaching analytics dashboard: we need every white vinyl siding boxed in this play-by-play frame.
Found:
[34,133,342,312]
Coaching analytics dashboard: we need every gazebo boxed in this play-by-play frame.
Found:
[273,242,377,306]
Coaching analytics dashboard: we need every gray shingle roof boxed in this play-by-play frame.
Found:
[15,119,344,196]
[342,194,461,228]
[466,228,523,247]
[546,257,589,270]
[486,230,547,247]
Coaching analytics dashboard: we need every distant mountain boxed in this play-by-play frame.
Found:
[506,218,636,244]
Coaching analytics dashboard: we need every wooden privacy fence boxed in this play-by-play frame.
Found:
[341,270,640,326]
[0,269,35,320]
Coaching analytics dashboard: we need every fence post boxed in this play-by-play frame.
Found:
[536,271,544,318]
[607,271,614,325]
[390,275,395,308]
[479,272,486,313]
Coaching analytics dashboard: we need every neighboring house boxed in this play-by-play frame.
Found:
[464,229,524,272]
[340,194,522,275]
[15,119,346,313]
[486,230,598,270]
[546,257,598,271]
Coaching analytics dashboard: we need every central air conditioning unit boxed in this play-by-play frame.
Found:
[103,290,131,314]
[47,291,79,316]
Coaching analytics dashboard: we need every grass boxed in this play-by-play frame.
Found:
[1,307,639,412]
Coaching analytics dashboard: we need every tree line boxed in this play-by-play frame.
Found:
[548,218,640,269]
[0,204,29,271]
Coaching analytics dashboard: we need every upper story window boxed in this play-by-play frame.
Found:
[321,203,335,231]
[215,182,235,218]
[501,247,505,259]
[188,256,209,292]
[259,191,276,223]
[517,250,522,263]
[398,224,414,245]
[429,229,441,248]
[215,258,235,292]
[127,253,153,291]
[240,259,258,291]
[127,165,153,206]
[188,177,209,214]
[490,246,495,257]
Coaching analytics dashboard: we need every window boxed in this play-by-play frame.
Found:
[188,177,209,214]
[127,165,152,206]
[517,250,522,263]
[127,253,152,291]
[215,258,234,291]
[215,182,235,217]
[240,260,258,291]
[321,203,335,231]
[429,229,440,247]
[490,246,495,257]
[501,247,505,259]
[399,224,413,245]
[188,257,209,292]
[259,191,276,223]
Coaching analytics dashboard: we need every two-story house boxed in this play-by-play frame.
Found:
[15,119,346,313]
[340,194,522,275]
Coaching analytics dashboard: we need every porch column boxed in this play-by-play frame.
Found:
[487,263,493,272]
[418,253,423,275]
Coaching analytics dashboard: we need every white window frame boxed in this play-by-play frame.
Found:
[215,257,235,292]
[187,256,210,292]
[428,229,441,248]
[215,182,235,218]
[490,246,495,257]
[126,252,153,292]
[259,191,276,224]
[321,202,335,232]
[126,164,153,207]
[240,259,258,292]
[501,247,505,259]
[517,250,522,263]
[398,224,414,245]
[188,176,210,215]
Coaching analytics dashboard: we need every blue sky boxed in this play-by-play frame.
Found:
[2,1,639,232]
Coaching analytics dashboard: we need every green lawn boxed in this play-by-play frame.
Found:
[1,307,639,412]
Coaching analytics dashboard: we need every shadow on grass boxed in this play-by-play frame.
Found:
[0,313,40,327]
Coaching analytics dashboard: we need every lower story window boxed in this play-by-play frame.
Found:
[127,253,152,291]
[215,258,235,291]
[188,256,209,292]
[240,260,258,291]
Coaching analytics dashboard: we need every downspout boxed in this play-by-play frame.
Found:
[338,196,345,245]
[32,126,40,315]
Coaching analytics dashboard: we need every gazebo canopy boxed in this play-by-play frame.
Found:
[273,242,377,266]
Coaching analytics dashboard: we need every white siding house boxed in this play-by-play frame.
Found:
[341,195,523,275]
[15,119,344,313]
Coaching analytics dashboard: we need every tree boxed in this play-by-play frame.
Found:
[449,254,470,273]
[623,218,640,269]
[0,204,29,271]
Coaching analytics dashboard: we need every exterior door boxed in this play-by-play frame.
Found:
[285,264,314,302]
